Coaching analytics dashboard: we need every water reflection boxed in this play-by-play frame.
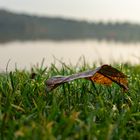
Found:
[0,40,140,71]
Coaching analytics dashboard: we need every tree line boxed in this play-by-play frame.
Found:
[0,9,140,43]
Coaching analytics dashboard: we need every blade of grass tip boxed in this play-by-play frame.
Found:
[76,55,83,67]
[41,67,48,75]
[9,71,15,93]
[14,63,18,71]
[82,55,87,68]
[6,59,11,74]
[50,63,61,75]
[40,58,45,70]
[53,56,73,72]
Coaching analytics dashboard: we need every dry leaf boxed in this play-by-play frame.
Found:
[46,65,128,92]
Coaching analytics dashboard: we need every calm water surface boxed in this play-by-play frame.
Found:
[0,40,140,71]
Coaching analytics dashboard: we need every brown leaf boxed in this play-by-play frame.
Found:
[46,64,128,92]
[96,65,128,90]
[90,72,113,85]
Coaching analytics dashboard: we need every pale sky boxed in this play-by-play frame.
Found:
[0,0,140,23]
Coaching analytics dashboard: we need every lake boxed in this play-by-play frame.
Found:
[0,40,140,71]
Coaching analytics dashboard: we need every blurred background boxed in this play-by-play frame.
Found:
[0,0,140,71]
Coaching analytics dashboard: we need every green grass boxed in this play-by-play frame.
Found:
[1,62,140,140]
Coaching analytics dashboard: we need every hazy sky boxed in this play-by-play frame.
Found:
[0,0,140,23]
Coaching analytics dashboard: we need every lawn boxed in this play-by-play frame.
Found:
[1,62,140,140]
